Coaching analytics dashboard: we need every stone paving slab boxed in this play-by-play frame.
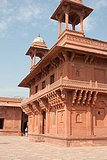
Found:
[0,136,107,160]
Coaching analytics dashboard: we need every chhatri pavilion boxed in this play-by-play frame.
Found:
[19,0,107,146]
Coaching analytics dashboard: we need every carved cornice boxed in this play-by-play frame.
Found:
[58,30,107,55]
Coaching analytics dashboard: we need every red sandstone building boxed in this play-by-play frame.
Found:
[19,0,107,146]
[0,97,27,136]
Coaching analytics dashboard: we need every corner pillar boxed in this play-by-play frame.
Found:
[72,24,75,30]
[87,106,94,136]
[46,110,49,134]
[65,12,69,29]
[80,16,84,33]
[58,21,62,37]
[34,52,36,65]
[30,56,33,68]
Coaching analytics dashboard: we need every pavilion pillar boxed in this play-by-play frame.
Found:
[58,21,62,37]
[80,16,84,33]
[72,24,75,30]
[65,12,69,29]
[30,56,33,68]
[34,52,36,65]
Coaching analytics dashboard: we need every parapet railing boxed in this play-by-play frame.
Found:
[21,77,107,105]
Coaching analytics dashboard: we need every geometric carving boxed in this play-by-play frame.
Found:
[47,91,65,110]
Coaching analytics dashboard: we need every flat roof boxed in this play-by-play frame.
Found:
[0,97,22,108]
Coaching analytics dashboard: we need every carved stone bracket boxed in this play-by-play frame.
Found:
[81,90,88,105]
[91,92,98,106]
[47,90,65,110]
[76,90,83,105]
[32,101,42,113]
[72,90,77,104]
[37,98,48,110]
[71,89,98,106]
[22,104,34,115]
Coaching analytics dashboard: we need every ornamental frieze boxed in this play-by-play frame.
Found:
[67,35,107,50]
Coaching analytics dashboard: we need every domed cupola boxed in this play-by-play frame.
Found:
[69,0,83,4]
[26,35,49,71]
[51,0,93,38]
[32,34,47,49]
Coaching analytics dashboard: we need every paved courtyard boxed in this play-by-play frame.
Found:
[0,136,107,160]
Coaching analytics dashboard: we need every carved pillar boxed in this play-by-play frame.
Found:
[58,21,62,37]
[46,110,49,134]
[56,110,58,135]
[34,52,36,65]
[87,106,93,136]
[30,56,33,68]
[72,24,75,30]
[80,16,84,33]
[65,105,70,138]
[39,113,42,134]
[65,12,69,29]
[32,114,35,132]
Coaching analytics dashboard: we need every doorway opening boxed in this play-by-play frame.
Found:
[42,110,46,134]
[0,118,4,129]
[21,112,28,135]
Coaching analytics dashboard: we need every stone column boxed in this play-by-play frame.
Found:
[65,12,69,29]
[87,106,94,136]
[80,16,84,33]
[46,110,49,134]
[32,114,35,132]
[34,52,36,65]
[72,24,75,30]
[30,56,33,68]
[58,21,62,37]
[39,113,42,134]
[56,110,58,135]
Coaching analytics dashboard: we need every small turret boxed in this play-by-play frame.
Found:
[51,0,93,38]
[26,35,49,71]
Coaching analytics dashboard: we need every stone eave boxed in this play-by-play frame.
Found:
[0,97,22,108]
[57,29,107,56]
[26,46,49,56]
[51,0,93,24]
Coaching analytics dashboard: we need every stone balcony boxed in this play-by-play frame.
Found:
[58,29,107,55]
[21,77,107,106]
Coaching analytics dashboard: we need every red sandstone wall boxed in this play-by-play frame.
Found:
[0,107,22,136]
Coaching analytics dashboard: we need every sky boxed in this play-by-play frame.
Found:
[0,0,107,98]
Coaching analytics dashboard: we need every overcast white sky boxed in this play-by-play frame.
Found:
[0,0,107,98]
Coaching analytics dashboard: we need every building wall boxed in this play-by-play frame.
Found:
[30,53,107,96]
[27,52,107,146]
[28,95,107,139]
[68,56,107,83]
[0,107,22,135]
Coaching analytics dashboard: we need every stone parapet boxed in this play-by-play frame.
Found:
[21,77,107,106]
[58,29,107,55]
